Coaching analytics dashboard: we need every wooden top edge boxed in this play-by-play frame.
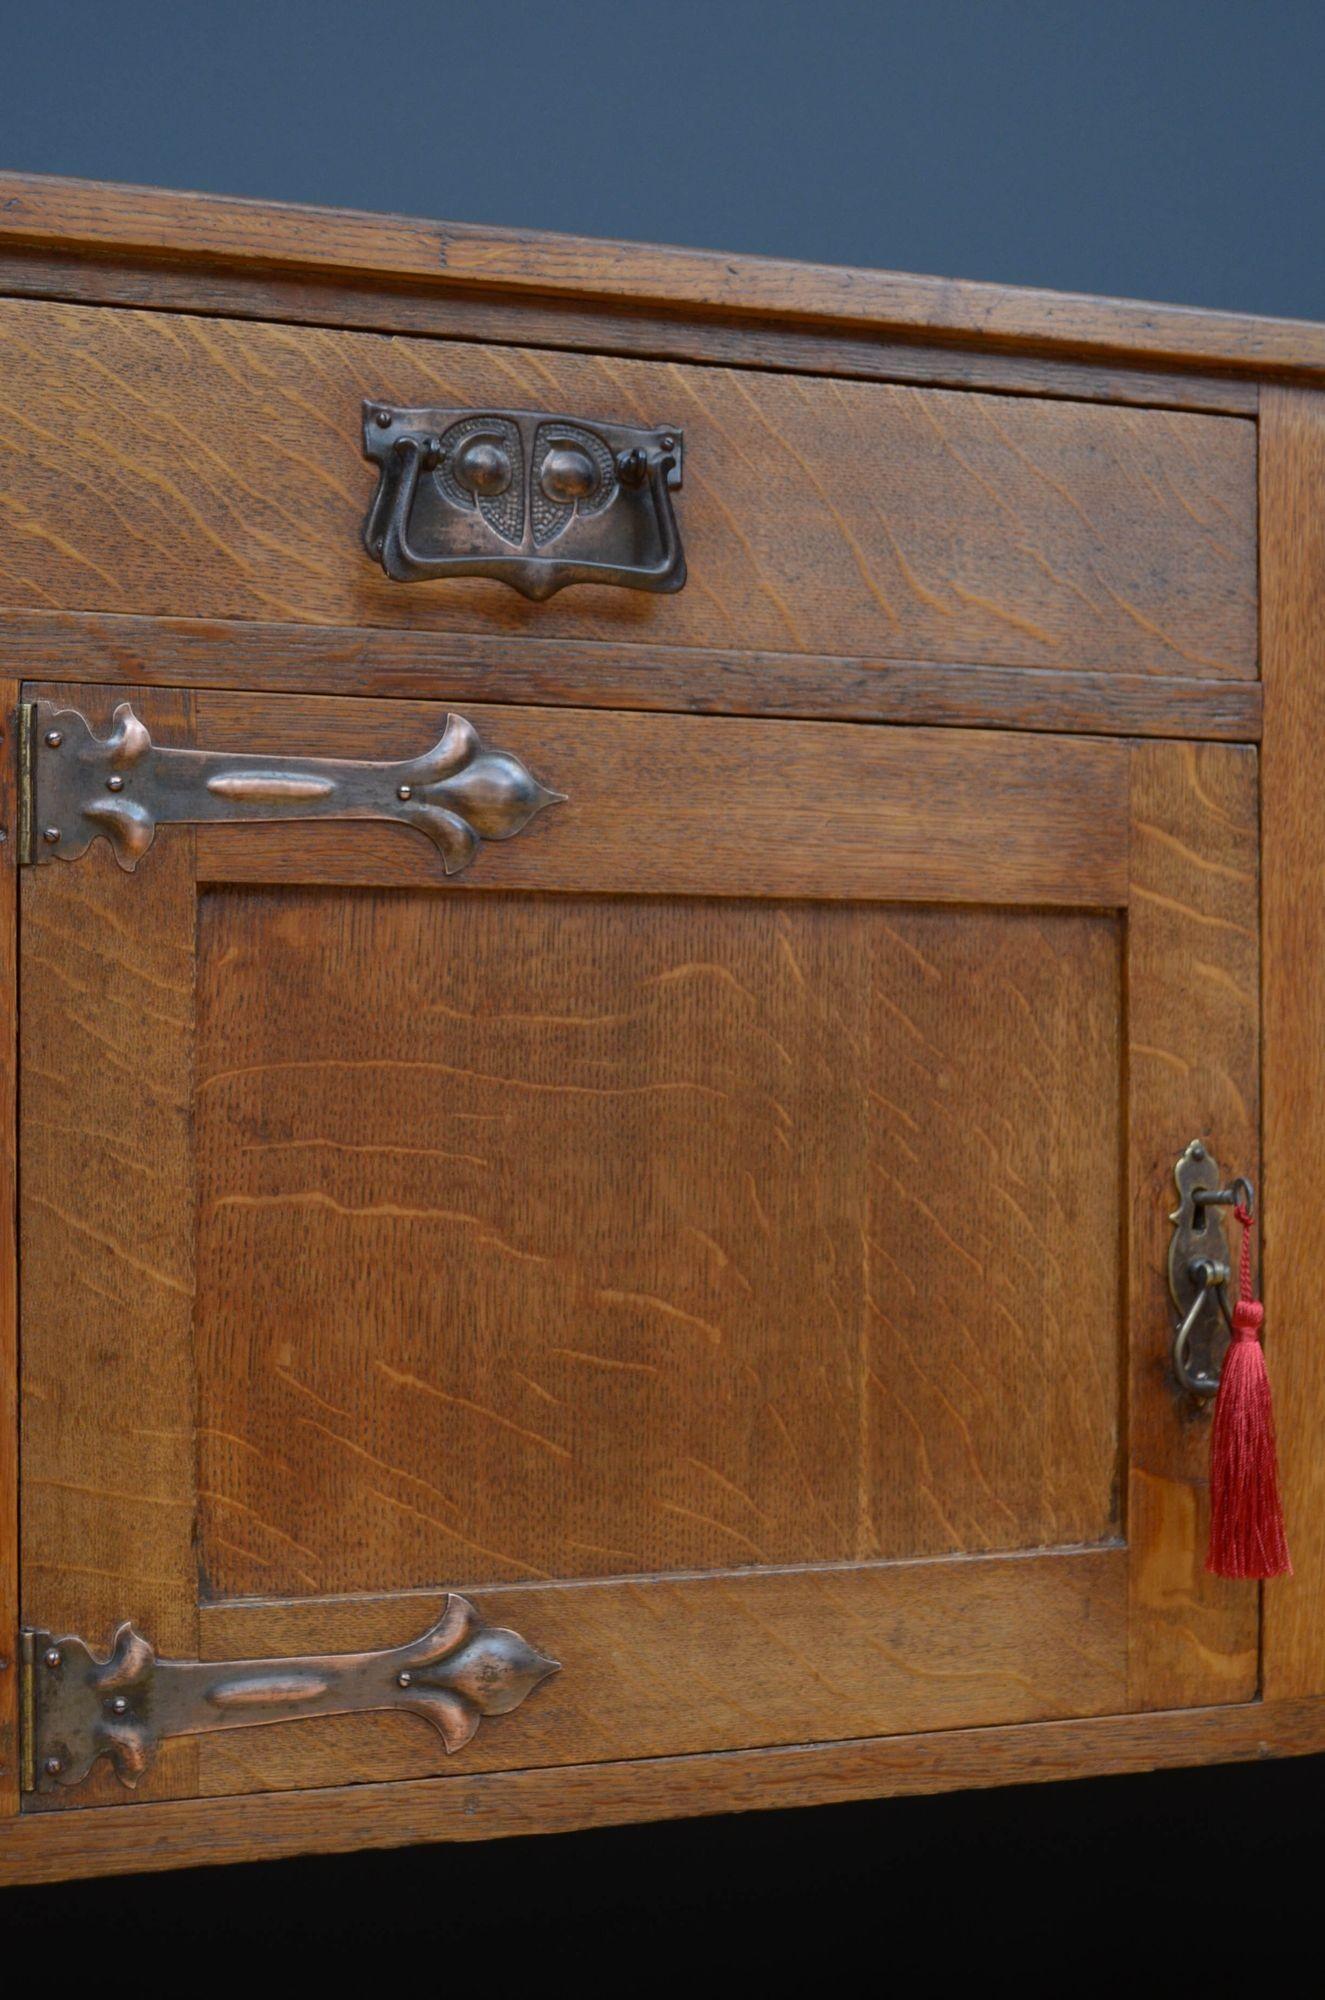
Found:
[0,170,1321,381]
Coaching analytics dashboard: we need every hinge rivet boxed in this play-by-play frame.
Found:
[397,785,413,801]
[397,1671,412,1688]
[43,1648,61,1669]
[107,776,124,792]
[44,1756,62,1777]
[109,1696,129,1716]
[42,827,60,845]
[44,730,63,749]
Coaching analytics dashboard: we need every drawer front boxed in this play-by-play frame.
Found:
[0,299,1256,678]
[15,684,1257,1813]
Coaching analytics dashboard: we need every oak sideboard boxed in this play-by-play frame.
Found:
[0,173,1323,1885]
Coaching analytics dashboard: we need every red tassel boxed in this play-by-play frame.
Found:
[1206,1203,1291,1580]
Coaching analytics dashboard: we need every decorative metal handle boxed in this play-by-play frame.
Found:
[1169,1142,1253,1395]
[361,403,686,600]
[1172,1257,1232,1394]
[22,700,563,876]
[22,1597,559,1793]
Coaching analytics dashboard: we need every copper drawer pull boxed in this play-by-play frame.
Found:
[361,403,686,600]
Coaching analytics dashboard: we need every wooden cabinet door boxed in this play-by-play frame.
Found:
[17,683,1259,1809]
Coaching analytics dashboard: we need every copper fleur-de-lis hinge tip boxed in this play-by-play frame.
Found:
[20,700,563,875]
[21,1596,559,1794]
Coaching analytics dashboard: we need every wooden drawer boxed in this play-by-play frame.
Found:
[0,298,1256,678]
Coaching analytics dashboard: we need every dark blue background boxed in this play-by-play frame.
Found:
[3,0,1324,318]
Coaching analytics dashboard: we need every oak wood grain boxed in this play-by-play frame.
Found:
[193,891,870,1594]
[0,245,1261,417]
[1261,388,1325,1702]
[1125,742,1260,1708]
[0,608,1267,740]
[0,299,1257,677]
[0,681,17,1813]
[194,894,1119,1599]
[860,911,1120,1557]
[179,693,1130,906]
[5,1690,1325,1886]
[18,685,201,1807]
[0,172,1319,383]
[193,1552,1127,1796]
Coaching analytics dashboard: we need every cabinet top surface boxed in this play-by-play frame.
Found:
[2,169,1324,384]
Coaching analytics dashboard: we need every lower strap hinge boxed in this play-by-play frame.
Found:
[19,1598,559,1795]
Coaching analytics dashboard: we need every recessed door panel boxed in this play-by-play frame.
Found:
[195,891,1121,1598]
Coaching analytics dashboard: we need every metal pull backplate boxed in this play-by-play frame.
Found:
[362,402,686,599]
[1169,1141,1247,1395]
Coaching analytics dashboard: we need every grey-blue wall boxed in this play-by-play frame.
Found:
[3,0,1324,319]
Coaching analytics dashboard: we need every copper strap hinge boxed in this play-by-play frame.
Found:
[18,700,564,874]
[20,1598,559,1794]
